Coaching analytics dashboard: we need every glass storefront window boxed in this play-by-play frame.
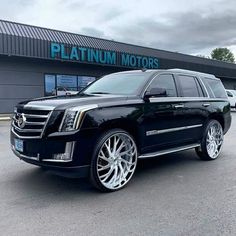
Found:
[78,76,96,91]
[56,75,77,94]
[44,74,96,96]
[45,74,56,96]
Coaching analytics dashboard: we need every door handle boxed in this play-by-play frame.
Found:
[202,103,210,107]
[174,104,185,109]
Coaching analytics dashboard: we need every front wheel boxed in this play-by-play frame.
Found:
[195,120,224,160]
[90,129,138,192]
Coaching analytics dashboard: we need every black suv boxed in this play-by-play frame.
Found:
[11,69,231,191]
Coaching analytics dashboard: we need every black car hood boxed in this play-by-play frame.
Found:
[18,94,131,110]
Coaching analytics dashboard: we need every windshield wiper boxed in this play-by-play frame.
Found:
[89,92,111,94]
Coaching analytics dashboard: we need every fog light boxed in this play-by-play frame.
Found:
[53,153,71,161]
[52,142,75,162]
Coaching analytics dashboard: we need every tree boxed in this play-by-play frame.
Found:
[211,48,235,63]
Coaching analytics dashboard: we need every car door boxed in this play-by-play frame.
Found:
[141,73,189,153]
[174,74,207,142]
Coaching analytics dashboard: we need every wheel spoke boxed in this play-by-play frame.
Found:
[99,151,110,162]
[119,149,131,156]
[100,165,114,179]
[107,166,118,186]
[112,136,120,154]
[104,142,112,156]
[118,163,126,186]
[98,163,112,171]
[117,140,126,153]
[120,158,132,166]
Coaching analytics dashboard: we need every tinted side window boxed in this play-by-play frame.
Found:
[178,75,200,97]
[148,74,177,97]
[204,78,227,98]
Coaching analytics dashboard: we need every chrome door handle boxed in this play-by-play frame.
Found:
[174,104,185,109]
[202,103,210,107]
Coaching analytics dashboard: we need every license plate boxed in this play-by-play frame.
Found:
[15,139,24,152]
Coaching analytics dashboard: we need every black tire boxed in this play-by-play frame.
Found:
[90,129,138,192]
[195,120,224,161]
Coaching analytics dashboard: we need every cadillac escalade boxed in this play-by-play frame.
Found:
[11,69,231,192]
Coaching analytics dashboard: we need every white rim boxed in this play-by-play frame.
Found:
[206,122,224,159]
[96,133,137,190]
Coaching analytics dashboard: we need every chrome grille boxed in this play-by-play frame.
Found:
[12,109,52,139]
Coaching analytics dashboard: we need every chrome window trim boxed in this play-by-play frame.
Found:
[146,124,203,136]
[148,97,228,103]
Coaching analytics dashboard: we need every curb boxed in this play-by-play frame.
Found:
[0,117,11,121]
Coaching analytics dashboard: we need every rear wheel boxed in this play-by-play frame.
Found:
[90,129,138,192]
[195,120,224,160]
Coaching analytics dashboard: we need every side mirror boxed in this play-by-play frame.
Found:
[144,87,167,100]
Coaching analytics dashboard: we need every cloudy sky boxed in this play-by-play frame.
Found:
[0,0,236,56]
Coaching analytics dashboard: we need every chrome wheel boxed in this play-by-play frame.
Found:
[206,122,224,159]
[96,132,137,190]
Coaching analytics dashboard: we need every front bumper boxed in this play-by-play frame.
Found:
[12,144,90,178]
[11,126,99,177]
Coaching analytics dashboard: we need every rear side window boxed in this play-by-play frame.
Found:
[203,78,227,98]
[177,75,201,97]
[148,74,177,97]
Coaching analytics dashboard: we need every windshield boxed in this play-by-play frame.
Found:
[82,72,151,95]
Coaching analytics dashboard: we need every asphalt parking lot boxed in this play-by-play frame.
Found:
[0,113,236,236]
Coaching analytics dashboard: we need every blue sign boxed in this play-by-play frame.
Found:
[50,43,159,69]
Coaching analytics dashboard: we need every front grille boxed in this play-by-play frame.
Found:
[12,109,52,139]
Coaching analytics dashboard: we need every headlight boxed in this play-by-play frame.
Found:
[59,104,98,132]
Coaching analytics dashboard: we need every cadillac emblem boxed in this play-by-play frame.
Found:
[17,113,26,129]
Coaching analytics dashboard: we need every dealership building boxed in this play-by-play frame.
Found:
[1,19,236,113]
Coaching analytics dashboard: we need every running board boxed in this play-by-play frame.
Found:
[138,143,200,159]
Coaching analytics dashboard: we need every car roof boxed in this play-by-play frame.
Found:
[167,69,217,79]
[113,68,218,80]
